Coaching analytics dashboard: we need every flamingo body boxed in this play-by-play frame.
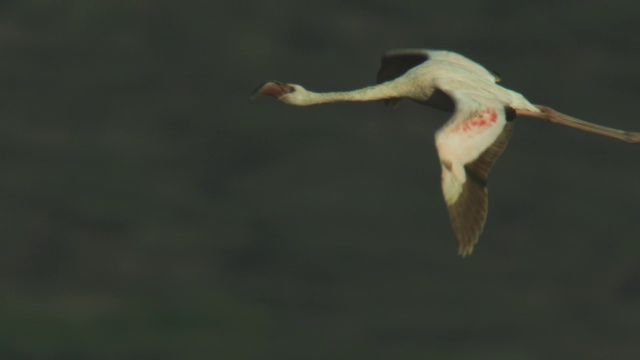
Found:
[252,49,640,256]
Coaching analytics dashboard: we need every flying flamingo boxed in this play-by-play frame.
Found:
[251,49,640,257]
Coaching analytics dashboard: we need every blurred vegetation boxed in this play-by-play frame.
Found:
[0,1,639,359]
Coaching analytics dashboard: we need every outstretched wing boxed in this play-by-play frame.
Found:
[433,79,514,257]
[375,49,501,107]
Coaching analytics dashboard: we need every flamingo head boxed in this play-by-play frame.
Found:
[251,81,298,100]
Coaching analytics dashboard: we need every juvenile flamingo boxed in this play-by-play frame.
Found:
[252,49,640,257]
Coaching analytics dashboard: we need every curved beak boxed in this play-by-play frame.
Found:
[250,81,296,101]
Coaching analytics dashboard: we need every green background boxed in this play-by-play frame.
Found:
[1,1,639,359]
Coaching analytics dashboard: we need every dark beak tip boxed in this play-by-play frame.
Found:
[249,81,270,102]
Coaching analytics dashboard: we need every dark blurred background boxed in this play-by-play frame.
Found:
[1,1,639,359]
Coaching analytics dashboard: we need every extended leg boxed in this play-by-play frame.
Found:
[516,105,640,143]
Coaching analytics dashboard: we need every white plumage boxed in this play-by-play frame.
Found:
[252,49,640,256]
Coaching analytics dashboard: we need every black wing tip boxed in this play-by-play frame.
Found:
[453,222,483,258]
[447,169,488,258]
[376,49,430,85]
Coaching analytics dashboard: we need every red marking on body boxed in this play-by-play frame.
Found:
[487,108,498,122]
[456,109,497,133]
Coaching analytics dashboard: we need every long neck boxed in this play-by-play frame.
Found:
[286,81,410,106]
